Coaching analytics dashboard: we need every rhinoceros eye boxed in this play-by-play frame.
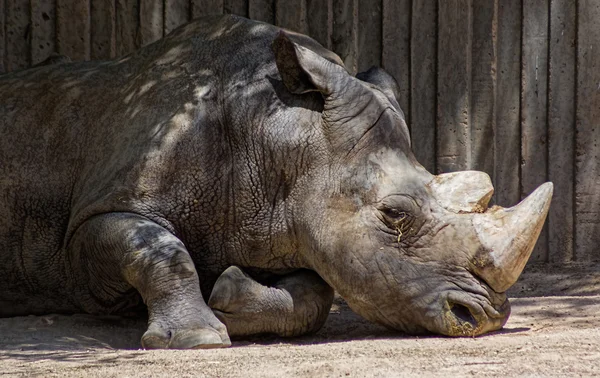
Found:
[379,207,415,242]
[381,208,407,220]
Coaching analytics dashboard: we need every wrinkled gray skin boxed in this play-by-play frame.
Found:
[0,15,546,349]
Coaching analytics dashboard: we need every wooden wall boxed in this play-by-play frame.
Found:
[1,0,598,263]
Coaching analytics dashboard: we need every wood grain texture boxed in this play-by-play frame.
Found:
[436,0,472,174]
[0,0,6,73]
[248,0,274,23]
[332,0,358,73]
[115,0,140,57]
[470,0,496,179]
[224,0,248,17]
[5,0,30,70]
[357,0,381,72]
[306,0,332,49]
[276,0,307,34]
[382,0,410,125]
[494,0,521,208]
[409,0,436,173]
[31,0,56,64]
[548,0,575,262]
[91,0,116,59]
[57,0,90,61]
[140,0,163,45]
[192,0,224,18]
[164,0,190,35]
[521,0,549,261]
[575,0,600,261]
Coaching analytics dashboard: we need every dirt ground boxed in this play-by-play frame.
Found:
[1,262,599,377]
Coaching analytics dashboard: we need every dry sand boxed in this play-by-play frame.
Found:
[1,262,599,377]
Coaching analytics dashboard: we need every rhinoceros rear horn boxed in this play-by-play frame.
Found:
[471,182,554,293]
[272,31,346,96]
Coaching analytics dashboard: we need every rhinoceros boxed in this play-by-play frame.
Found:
[0,15,552,349]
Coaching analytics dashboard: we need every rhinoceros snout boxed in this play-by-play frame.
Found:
[441,293,510,337]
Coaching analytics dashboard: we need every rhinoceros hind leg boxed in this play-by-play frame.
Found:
[208,266,334,337]
[68,212,230,349]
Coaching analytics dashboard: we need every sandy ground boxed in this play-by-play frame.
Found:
[1,262,599,377]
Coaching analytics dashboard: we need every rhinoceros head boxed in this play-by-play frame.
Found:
[272,32,553,336]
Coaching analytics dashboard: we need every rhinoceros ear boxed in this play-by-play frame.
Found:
[356,67,404,116]
[272,31,344,95]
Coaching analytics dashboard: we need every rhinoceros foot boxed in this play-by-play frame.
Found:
[142,324,231,349]
[209,266,333,337]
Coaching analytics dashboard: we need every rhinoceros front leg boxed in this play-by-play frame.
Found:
[208,266,334,337]
[67,212,230,349]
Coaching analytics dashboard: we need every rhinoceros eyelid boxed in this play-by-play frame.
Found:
[377,194,421,211]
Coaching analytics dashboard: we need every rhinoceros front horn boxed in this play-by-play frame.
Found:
[471,182,554,293]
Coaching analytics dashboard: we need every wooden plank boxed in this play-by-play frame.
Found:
[494,0,521,207]
[223,0,248,17]
[357,0,381,72]
[470,0,496,179]
[575,0,600,261]
[276,0,307,34]
[382,0,410,126]
[192,0,224,18]
[436,0,472,174]
[332,0,358,74]
[5,0,31,71]
[548,0,575,262]
[306,0,332,49]
[57,0,90,61]
[521,0,549,262]
[91,0,116,59]
[115,0,140,57]
[31,0,56,65]
[140,0,163,45]
[248,0,274,23]
[0,0,6,73]
[409,0,436,173]
[164,0,189,35]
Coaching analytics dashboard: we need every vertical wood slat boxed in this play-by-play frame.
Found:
[140,0,163,45]
[248,0,274,24]
[91,0,116,60]
[575,0,600,262]
[382,0,410,125]
[494,0,521,207]
[191,0,224,18]
[436,0,472,174]
[31,0,56,65]
[357,0,381,72]
[223,0,248,17]
[306,0,332,50]
[57,0,90,61]
[5,0,31,71]
[115,0,140,57]
[409,0,436,173]
[548,0,575,262]
[276,0,307,34]
[332,0,358,74]
[521,0,549,261]
[0,0,6,73]
[164,0,190,35]
[470,0,496,179]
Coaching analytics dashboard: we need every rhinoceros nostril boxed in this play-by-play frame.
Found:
[450,303,477,326]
